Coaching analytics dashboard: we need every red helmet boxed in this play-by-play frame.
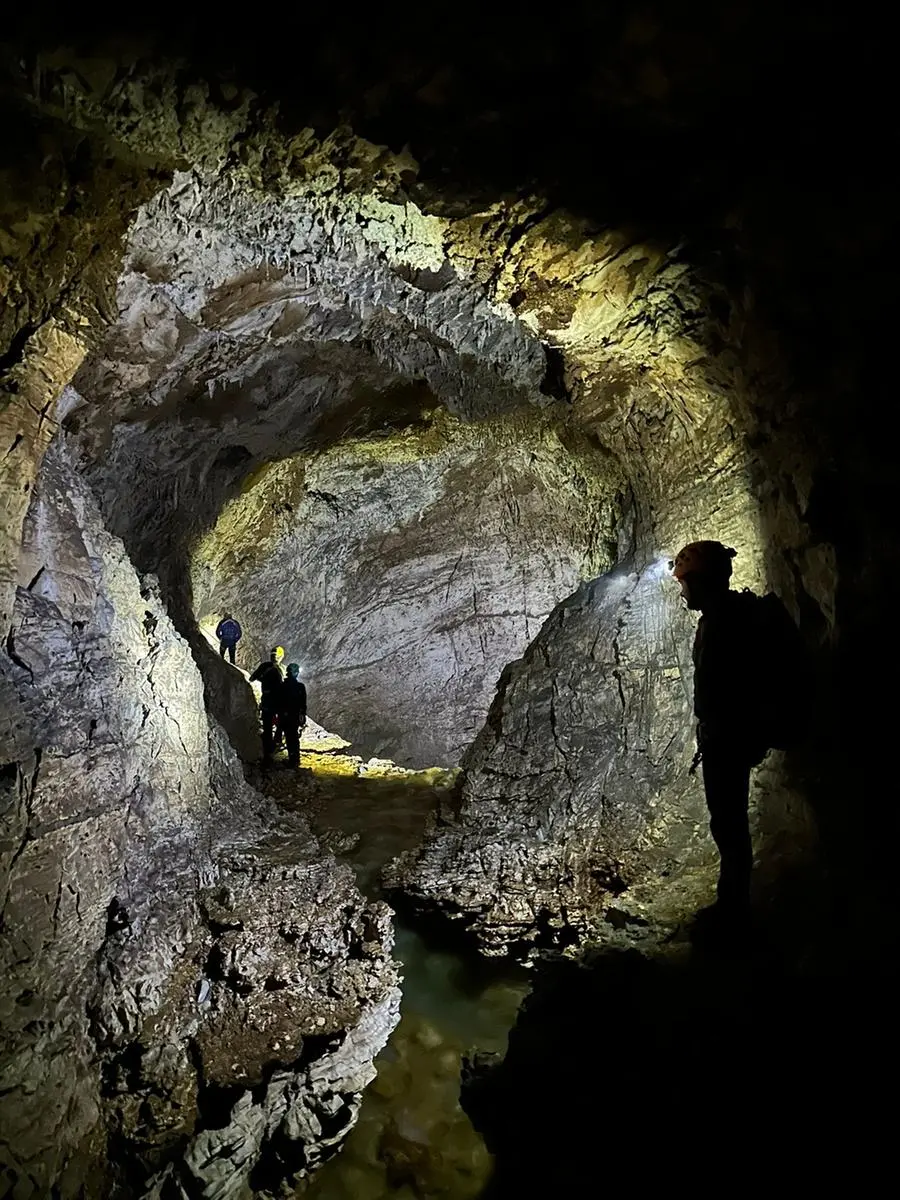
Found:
[671,541,737,581]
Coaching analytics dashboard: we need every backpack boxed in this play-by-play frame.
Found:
[258,662,280,689]
[750,591,813,751]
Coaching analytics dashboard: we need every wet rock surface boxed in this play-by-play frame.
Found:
[300,1006,494,1200]
[0,442,399,1197]
[260,759,527,1200]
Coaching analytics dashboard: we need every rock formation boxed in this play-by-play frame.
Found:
[386,559,714,954]
[191,409,619,765]
[1,440,399,1195]
[0,9,892,1193]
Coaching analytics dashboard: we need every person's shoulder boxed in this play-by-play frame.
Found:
[729,587,764,614]
[718,588,765,633]
[731,586,761,603]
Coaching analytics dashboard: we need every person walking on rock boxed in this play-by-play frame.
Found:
[279,663,307,769]
[250,646,285,761]
[215,613,242,664]
[671,541,809,933]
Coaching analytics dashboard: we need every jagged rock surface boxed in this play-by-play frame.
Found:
[0,441,399,1197]
[75,168,551,568]
[66,170,572,763]
[386,561,714,954]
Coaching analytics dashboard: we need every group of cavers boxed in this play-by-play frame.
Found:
[215,616,307,768]
[215,538,812,937]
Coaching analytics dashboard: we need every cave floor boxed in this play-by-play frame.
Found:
[259,749,455,894]
[258,753,529,1199]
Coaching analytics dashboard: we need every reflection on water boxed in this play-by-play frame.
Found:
[263,754,529,1199]
[300,924,526,1200]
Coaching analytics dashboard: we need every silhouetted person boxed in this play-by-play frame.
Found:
[215,613,242,664]
[672,541,808,930]
[279,663,307,768]
[250,646,285,761]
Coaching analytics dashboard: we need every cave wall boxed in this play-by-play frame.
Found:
[0,19,882,1188]
[63,167,567,764]
[192,409,620,765]
[383,209,829,945]
[0,442,399,1195]
[0,44,831,910]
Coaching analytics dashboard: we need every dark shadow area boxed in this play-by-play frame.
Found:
[468,935,897,1197]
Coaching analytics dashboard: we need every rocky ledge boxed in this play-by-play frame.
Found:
[97,798,401,1199]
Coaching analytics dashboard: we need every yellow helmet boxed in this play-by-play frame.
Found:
[271,645,285,659]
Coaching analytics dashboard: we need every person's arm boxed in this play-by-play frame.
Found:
[249,663,264,682]
[233,622,242,641]
[299,682,307,722]
[215,620,224,639]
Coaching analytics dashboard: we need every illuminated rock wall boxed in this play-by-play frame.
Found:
[191,411,619,766]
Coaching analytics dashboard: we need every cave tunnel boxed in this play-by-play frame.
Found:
[1,4,897,1198]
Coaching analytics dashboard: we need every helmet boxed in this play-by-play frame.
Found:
[287,662,300,678]
[671,541,737,581]
[271,645,285,659]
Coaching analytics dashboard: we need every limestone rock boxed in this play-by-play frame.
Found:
[0,32,863,1195]
[0,441,399,1196]
[385,560,713,954]
[65,171,579,764]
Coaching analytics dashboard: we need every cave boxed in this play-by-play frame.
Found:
[1,6,896,1198]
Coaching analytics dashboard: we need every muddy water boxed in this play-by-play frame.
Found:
[264,756,529,1199]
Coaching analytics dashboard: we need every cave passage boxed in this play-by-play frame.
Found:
[66,168,625,773]
[4,14,892,1195]
[190,401,619,768]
